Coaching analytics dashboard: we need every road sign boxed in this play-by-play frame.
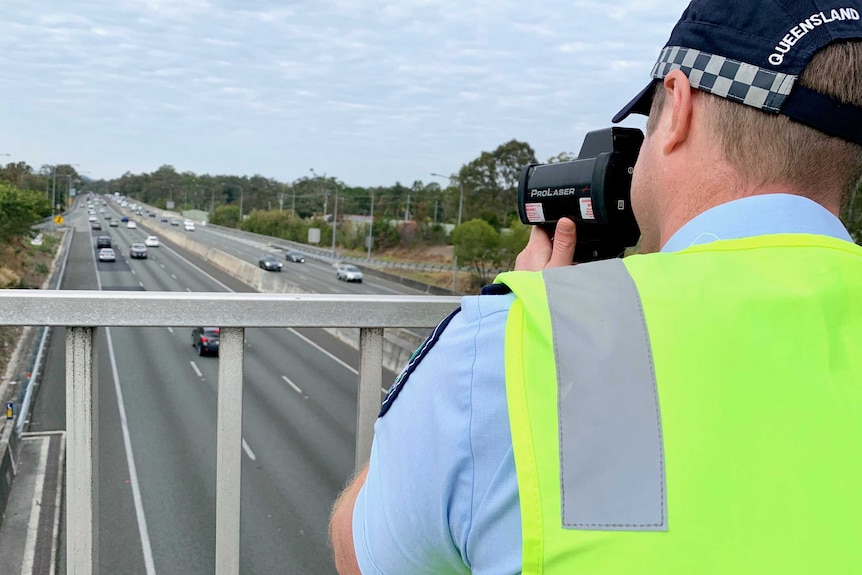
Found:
[54,214,64,225]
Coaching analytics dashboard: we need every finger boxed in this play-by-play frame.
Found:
[547,218,576,268]
[515,225,554,271]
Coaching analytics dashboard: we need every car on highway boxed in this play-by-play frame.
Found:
[148,212,156,217]
[104,214,111,220]
[170,219,180,226]
[259,254,283,271]
[121,216,129,222]
[144,235,160,247]
[129,243,148,259]
[160,216,169,222]
[96,236,112,249]
[336,264,364,283]
[285,251,305,263]
[97,248,116,262]
[88,215,97,223]
[91,221,102,230]
[109,220,119,227]
[191,327,220,356]
[184,221,195,231]
[127,221,137,229]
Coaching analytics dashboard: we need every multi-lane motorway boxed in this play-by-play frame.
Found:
[28,199,431,574]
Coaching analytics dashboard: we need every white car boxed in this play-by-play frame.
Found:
[336,264,364,283]
[144,235,160,247]
[184,222,195,231]
[127,221,137,229]
[97,248,116,262]
[88,215,97,222]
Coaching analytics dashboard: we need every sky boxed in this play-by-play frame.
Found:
[0,0,690,188]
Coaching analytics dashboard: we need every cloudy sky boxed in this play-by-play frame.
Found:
[0,0,689,187]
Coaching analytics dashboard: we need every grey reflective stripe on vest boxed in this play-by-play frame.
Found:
[543,259,667,531]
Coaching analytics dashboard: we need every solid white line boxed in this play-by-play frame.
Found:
[281,375,302,394]
[190,361,203,378]
[48,435,66,575]
[167,327,174,334]
[91,244,157,575]
[106,328,158,575]
[242,439,256,461]
[20,437,49,575]
[286,329,358,375]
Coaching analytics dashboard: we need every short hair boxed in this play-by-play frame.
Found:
[648,41,862,200]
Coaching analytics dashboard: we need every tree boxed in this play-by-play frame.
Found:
[459,140,537,228]
[211,205,240,228]
[452,219,501,287]
[546,151,578,164]
[0,182,52,243]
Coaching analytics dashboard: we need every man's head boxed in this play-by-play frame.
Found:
[615,0,862,251]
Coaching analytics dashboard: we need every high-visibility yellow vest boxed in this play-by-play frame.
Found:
[497,234,862,574]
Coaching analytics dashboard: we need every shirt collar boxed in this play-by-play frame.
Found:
[661,194,853,253]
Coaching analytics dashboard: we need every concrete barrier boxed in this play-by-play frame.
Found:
[131,209,432,373]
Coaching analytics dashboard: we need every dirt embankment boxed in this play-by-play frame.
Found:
[0,233,61,378]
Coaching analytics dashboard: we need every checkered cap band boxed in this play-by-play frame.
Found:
[651,46,798,113]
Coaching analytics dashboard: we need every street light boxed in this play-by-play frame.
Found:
[51,164,80,216]
[311,169,338,257]
[430,172,465,293]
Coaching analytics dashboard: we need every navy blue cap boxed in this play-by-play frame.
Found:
[613,0,862,145]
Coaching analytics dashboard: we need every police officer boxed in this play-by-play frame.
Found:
[331,0,862,573]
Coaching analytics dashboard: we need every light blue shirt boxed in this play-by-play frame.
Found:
[353,194,853,574]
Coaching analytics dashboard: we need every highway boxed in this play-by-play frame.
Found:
[28,199,420,574]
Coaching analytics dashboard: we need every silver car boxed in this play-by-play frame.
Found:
[336,264,363,283]
[98,248,116,262]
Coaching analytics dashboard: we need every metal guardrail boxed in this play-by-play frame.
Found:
[0,290,459,575]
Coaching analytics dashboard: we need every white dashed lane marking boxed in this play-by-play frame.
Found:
[282,375,302,394]
[189,361,203,378]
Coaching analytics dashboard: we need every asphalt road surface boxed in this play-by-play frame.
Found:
[28,199,410,574]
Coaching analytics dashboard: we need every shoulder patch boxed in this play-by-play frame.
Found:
[481,283,512,295]
[378,306,462,418]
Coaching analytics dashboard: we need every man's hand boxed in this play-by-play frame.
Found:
[514,217,577,271]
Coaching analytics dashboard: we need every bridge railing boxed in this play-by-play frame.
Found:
[0,290,459,575]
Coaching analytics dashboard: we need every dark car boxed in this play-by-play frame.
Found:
[96,236,111,249]
[121,216,129,223]
[259,254,283,271]
[285,251,306,263]
[192,327,220,356]
[129,243,148,259]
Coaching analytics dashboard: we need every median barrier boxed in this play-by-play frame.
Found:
[135,211,431,373]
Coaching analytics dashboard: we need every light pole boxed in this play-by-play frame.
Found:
[311,169,338,257]
[366,191,374,259]
[431,172,465,292]
[51,164,80,216]
[238,185,244,221]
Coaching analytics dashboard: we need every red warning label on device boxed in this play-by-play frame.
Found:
[579,198,595,220]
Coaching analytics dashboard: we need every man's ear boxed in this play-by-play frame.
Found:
[661,70,693,156]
